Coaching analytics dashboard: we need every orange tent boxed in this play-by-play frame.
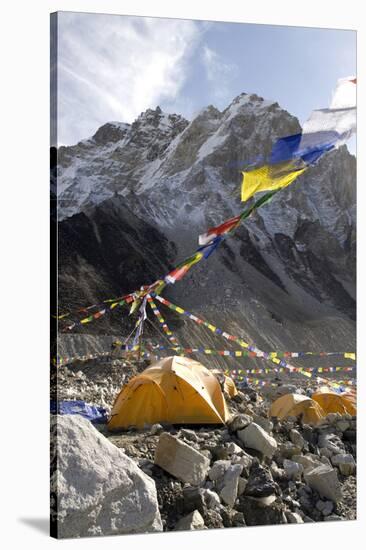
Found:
[108,356,229,430]
[269,393,325,425]
[312,389,356,416]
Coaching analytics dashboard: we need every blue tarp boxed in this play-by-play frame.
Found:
[50,400,109,424]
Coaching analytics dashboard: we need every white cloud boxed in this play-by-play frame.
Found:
[201,45,238,103]
[56,13,201,145]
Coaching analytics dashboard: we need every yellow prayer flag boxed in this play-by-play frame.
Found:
[241,161,307,202]
[344,353,356,360]
[302,371,312,378]
[129,299,141,315]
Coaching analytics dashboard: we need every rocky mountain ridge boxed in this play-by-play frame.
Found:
[56,92,356,355]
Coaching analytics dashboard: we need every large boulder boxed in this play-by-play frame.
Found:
[154,433,210,485]
[238,422,277,458]
[304,464,342,502]
[50,415,162,538]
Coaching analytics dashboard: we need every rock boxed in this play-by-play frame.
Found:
[304,464,342,502]
[221,508,246,527]
[50,415,162,538]
[231,391,246,403]
[202,509,224,529]
[231,450,253,471]
[154,433,210,486]
[292,454,322,472]
[150,423,164,435]
[226,441,245,455]
[178,428,199,442]
[174,510,205,531]
[331,453,356,476]
[336,420,350,432]
[203,489,221,510]
[279,442,303,459]
[211,444,230,460]
[238,422,277,458]
[319,447,333,459]
[316,499,334,516]
[228,414,253,432]
[289,429,305,449]
[325,413,342,424]
[302,425,318,446]
[270,462,286,481]
[238,496,287,526]
[237,477,247,496]
[318,433,345,455]
[245,462,278,498]
[200,449,212,461]
[208,460,231,483]
[183,487,206,514]
[283,459,304,480]
[298,494,313,514]
[285,511,304,523]
[253,414,273,433]
[220,464,243,507]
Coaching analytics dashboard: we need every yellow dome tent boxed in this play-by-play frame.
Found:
[108,356,230,430]
[269,393,325,425]
[312,388,356,416]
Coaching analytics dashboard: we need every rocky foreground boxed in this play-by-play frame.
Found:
[51,359,356,538]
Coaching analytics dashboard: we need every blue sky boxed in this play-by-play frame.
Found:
[56,12,356,149]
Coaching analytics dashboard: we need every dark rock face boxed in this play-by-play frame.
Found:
[244,461,279,498]
[57,196,176,325]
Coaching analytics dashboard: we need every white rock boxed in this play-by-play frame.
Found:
[283,459,304,480]
[238,423,277,458]
[304,464,342,502]
[220,464,243,507]
[229,414,253,432]
[331,453,356,476]
[50,415,162,538]
[154,433,210,486]
[289,429,305,449]
[253,414,273,433]
[203,489,221,509]
[208,460,231,482]
[226,442,245,455]
[174,510,205,531]
[292,454,322,472]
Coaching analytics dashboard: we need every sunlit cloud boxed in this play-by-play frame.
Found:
[201,45,238,103]
[57,13,202,145]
